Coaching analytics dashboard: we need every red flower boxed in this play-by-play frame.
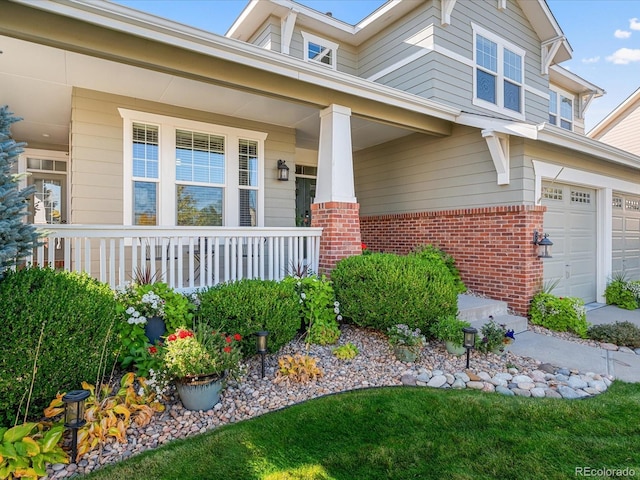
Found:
[225,336,232,343]
[178,329,191,339]
[167,334,177,342]
[361,242,367,250]
[223,346,232,353]
[234,333,242,341]
[148,346,157,354]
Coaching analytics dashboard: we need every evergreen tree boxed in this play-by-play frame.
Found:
[0,105,39,275]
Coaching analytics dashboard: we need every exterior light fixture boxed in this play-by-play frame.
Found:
[532,230,553,258]
[255,331,269,378]
[63,389,90,463]
[462,327,478,369]
[277,159,290,181]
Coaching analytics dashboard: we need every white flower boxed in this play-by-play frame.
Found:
[334,301,340,307]
[300,292,306,299]
[337,315,343,321]
[334,307,340,314]
[138,388,144,396]
[126,306,135,315]
[132,310,140,318]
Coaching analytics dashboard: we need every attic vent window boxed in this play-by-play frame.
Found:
[301,31,339,70]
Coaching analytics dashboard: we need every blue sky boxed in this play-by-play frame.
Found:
[116,0,640,131]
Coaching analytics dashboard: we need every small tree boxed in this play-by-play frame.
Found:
[0,105,39,275]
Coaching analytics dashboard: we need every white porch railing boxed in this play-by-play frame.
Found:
[29,226,322,291]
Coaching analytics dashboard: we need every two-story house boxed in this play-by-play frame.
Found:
[1,0,638,315]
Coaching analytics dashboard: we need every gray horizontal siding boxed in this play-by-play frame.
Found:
[248,17,281,51]
[354,125,529,217]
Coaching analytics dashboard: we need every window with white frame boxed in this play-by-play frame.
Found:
[473,24,525,118]
[548,88,574,131]
[120,109,267,227]
[301,31,339,70]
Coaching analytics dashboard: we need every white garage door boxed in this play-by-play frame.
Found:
[542,182,597,303]
[613,193,640,281]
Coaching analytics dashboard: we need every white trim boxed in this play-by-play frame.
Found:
[300,31,339,70]
[541,36,563,75]
[482,130,510,185]
[532,159,639,303]
[118,108,267,228]
[472,23,526,120]
[524,84,549,100]
[280,10,297,55]
[441,0,457,26]
[548,85,575,131]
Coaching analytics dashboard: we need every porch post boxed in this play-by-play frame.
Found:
[311,104,362,275]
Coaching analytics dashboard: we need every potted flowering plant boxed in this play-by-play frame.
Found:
[163,324,243,410]
[477,317,515,354]
[116,281,194,344]
[387,324,425,362]
[430,315,472,356]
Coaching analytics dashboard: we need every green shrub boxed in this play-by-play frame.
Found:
[604,277,639,310]
[411,245,467,294]
[529,292,589,338]
[429,315,471,345]
[587,322,640,348]
[282,275,341,346]
[197,279,300,355]
[331,252,458,335]
[0,267,118,425]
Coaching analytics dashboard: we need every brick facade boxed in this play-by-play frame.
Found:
[359,205,547,316]
[311,202,362,276]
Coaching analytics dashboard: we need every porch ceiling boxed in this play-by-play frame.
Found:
[0,35,412,151]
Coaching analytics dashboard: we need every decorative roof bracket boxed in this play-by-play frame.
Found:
[441,0,457,26]
[541,36,565,75]
[280,10,297,55]
[580,91,596,118]
[482,129,510,185]
[497,0,507,10]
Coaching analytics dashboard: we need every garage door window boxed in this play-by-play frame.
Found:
[571,190,591,204]
[543,187,562,200]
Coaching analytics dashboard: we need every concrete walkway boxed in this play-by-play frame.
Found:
[509,305,640,382]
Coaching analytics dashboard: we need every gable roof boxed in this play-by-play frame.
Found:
[588,87,640,139]
[227,0,572,64]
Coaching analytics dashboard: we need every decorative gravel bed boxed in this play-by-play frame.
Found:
[45,325,613,479]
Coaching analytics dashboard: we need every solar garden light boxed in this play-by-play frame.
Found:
[63,389,90,463]
[462,327,478,369]
[255,331,269,378]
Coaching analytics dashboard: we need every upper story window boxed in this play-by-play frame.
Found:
[472,24,525,119]
[120,109,267,227]
[549,89,574,131]
[301,31,339,70]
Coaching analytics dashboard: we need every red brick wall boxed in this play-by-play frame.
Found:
[359,205,546,316]
[311,202,362,276]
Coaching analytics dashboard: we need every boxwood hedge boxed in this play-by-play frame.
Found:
[331,251,460,335]
[197,279,300,355]
[0,267,119,425]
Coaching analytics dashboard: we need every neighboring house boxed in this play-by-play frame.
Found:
[1,0,639,315]
[588,88,640,281]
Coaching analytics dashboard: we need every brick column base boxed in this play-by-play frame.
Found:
[311,202,362,276]
[359,205,546,316]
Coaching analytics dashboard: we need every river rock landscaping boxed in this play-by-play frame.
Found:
[45,324,613,479]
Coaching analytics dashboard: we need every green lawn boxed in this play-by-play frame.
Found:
[85,383,640,480]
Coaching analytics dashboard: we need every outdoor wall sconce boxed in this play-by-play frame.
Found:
[277,159,290,181]
[255,330,269,378]
[462,327,478,369]
[63,389,90,463]
[532,230,553,258]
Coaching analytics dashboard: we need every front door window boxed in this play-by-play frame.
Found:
[295,165,317,227]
